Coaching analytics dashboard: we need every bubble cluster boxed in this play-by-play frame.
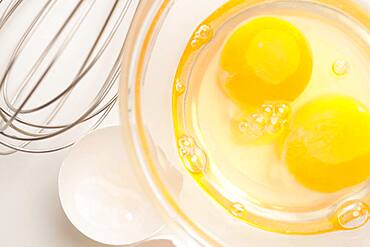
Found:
[336,200,369,230]
[238,102,291,140]
[230,202,246,217]
[190,24,214,49]
[178,136,208,174]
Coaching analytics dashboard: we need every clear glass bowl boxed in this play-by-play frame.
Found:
[120,0,370,246]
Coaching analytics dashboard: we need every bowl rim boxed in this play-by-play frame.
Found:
[119,0,370,245]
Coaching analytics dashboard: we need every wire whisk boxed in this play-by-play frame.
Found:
[0,0,136,154]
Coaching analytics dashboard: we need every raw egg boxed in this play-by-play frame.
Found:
[282,95,370,192]
[219,17,313,109]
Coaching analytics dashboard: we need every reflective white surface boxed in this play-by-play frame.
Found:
[0,107,175,247]
[58,126,164,246]
[0,107,121,246]
[0,1,145,245]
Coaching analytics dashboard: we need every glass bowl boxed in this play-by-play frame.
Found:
[120,0,370,246]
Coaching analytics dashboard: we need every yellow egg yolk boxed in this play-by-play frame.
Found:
[282,95,370,192]
[219,17,313,109]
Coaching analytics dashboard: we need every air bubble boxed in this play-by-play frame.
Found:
[190,38,199,47]
[252,113,266,125]
[267,116,284,134]
[230,202,246,217]
[175,80,185,94]
[238,121,249,132]
[332,60,350,76]
[276,103,290,117]
[178,136,207,174]
[198,25,212,38]
[249,114,266,135]
[261,104,273,117]
[183,147,208,174]
[238,102,291,138]
[179,147,190,157]
[178,136,195,148]
[336,200,369,230]
[190,24,213,48]
[238,114,265,139]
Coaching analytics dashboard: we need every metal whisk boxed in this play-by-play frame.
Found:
[0,0,136,154]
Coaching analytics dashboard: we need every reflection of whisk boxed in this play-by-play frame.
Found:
[0,0,136,154]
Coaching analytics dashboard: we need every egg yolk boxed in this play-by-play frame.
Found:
[219,17,313,109]
[283,95,370,192]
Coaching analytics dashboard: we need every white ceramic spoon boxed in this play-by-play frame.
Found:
[58,126,169,246]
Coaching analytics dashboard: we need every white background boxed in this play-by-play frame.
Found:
[0,1,171,246]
